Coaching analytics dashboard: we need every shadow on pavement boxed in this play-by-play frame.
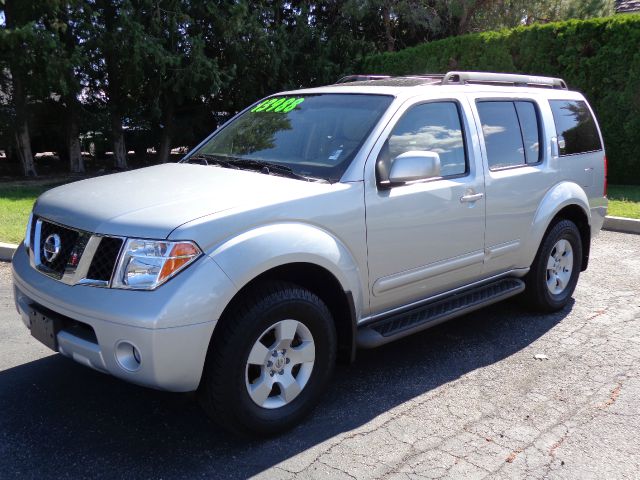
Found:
[0,299,571,479]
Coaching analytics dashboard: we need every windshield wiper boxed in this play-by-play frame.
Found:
[187,154,327,183]
[185,154,241,169]
[227,159,327,183]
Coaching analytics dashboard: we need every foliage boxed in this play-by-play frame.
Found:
[363,14,640,184]
[0,0,630,178]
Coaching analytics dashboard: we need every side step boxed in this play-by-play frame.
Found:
[357,278,525,348]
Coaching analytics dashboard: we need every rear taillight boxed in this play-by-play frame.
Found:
[603,155,608,197]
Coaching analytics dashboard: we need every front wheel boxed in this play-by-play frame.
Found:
[198,281,336,436]
[523,219,583,312]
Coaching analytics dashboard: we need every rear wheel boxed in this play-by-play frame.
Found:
[199,281,336,436]
[523,220,583,312]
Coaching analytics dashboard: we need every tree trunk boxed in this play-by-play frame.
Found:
[15,122,36,177]
[101,0,128,170]
[67,113,84,173]
[457,0,490,35]
[157,104,174,164]
[383,4,395,52]
[5,0,36,176]
[60,10,84,174]
[67,118,84,173]
[158,131,172,164]
[5,144,17,166]
[111,115,128,169]
[457,3,470,35]
[12,76,36,176]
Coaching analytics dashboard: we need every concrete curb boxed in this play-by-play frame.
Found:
[0,242,18,262]
[0,215,637,262]
[602,216,640,235]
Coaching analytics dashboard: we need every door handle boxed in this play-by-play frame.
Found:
[460,193,484,203]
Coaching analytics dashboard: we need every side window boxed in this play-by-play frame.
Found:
[515,101,541,164]
[477,100,542,170]
[549,100,602,155]
[385,101,467,178]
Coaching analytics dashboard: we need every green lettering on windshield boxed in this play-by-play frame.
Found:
[250,97,305,113]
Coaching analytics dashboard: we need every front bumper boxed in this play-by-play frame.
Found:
[12,243,237,392]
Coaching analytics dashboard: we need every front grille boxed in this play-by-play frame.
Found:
[87,237,123,282]
[29,216,36,248]
[32,218,123,286]
[37,220,89,279]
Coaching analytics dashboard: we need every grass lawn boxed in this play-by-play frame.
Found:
[608,185,640,220]
[0,185,52,244]
[0,181,639,245]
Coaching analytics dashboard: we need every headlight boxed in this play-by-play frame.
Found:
[112,239,202,290]
[24,212,34,249]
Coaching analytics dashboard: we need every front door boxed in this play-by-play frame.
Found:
[365,97,486,315]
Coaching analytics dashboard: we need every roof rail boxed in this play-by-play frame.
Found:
[442,71,568,90]
[335,74,390,84]
[403,74,445,81]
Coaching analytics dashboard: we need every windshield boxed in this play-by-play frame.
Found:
[188,94,393,182]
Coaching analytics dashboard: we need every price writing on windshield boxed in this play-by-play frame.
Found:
[250,97,305,113]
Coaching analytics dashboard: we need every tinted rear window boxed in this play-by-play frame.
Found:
[514,101,541,164]
[549,100,602,155]
[476,101,525,169]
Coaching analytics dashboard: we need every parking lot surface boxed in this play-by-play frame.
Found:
[1,230,639,479]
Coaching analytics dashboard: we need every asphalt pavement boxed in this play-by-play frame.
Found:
[0,231,639,479]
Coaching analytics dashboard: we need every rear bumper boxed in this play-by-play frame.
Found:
[590,204,607,236]
[12,243,237,392]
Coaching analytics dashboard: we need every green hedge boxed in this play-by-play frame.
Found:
[362,15,640,185]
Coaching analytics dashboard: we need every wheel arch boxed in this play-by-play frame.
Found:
[203,223,365,367]
[526,182,591,271]
[547,204,591,271]
[214,262,357,364]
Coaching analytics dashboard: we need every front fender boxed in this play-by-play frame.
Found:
[521,181,591,267]
[208,222,365,320]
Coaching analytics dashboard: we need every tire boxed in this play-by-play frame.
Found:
[523,219,583,312]
[198,281,336,437]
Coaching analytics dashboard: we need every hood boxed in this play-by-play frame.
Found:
[34,163,334,239]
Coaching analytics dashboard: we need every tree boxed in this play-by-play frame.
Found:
[139,0,222,163]
[338,0,443,52]
[470,0,615,31]
[56,2,89,173]
[0,0,58,176]
[87,0,148,169]
[41,1,92,173]
[0,0,620,177]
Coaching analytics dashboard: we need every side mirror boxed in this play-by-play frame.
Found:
[388,151,441,185]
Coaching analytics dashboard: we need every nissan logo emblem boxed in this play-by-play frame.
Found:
[43,233,62,263]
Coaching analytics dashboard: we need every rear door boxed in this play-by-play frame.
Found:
[364,94,486,315]
[469,94,552,276]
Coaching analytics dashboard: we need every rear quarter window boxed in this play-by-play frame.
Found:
[549,100,602,156]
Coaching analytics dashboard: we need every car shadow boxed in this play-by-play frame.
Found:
[0,299,571,479]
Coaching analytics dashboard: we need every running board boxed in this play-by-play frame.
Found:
[357,278,525,348]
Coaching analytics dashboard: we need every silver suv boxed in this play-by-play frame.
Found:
[12,72,607,435]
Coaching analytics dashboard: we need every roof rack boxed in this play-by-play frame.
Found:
[442,71,568,90]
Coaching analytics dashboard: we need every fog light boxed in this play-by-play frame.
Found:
[115,341,142,371]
